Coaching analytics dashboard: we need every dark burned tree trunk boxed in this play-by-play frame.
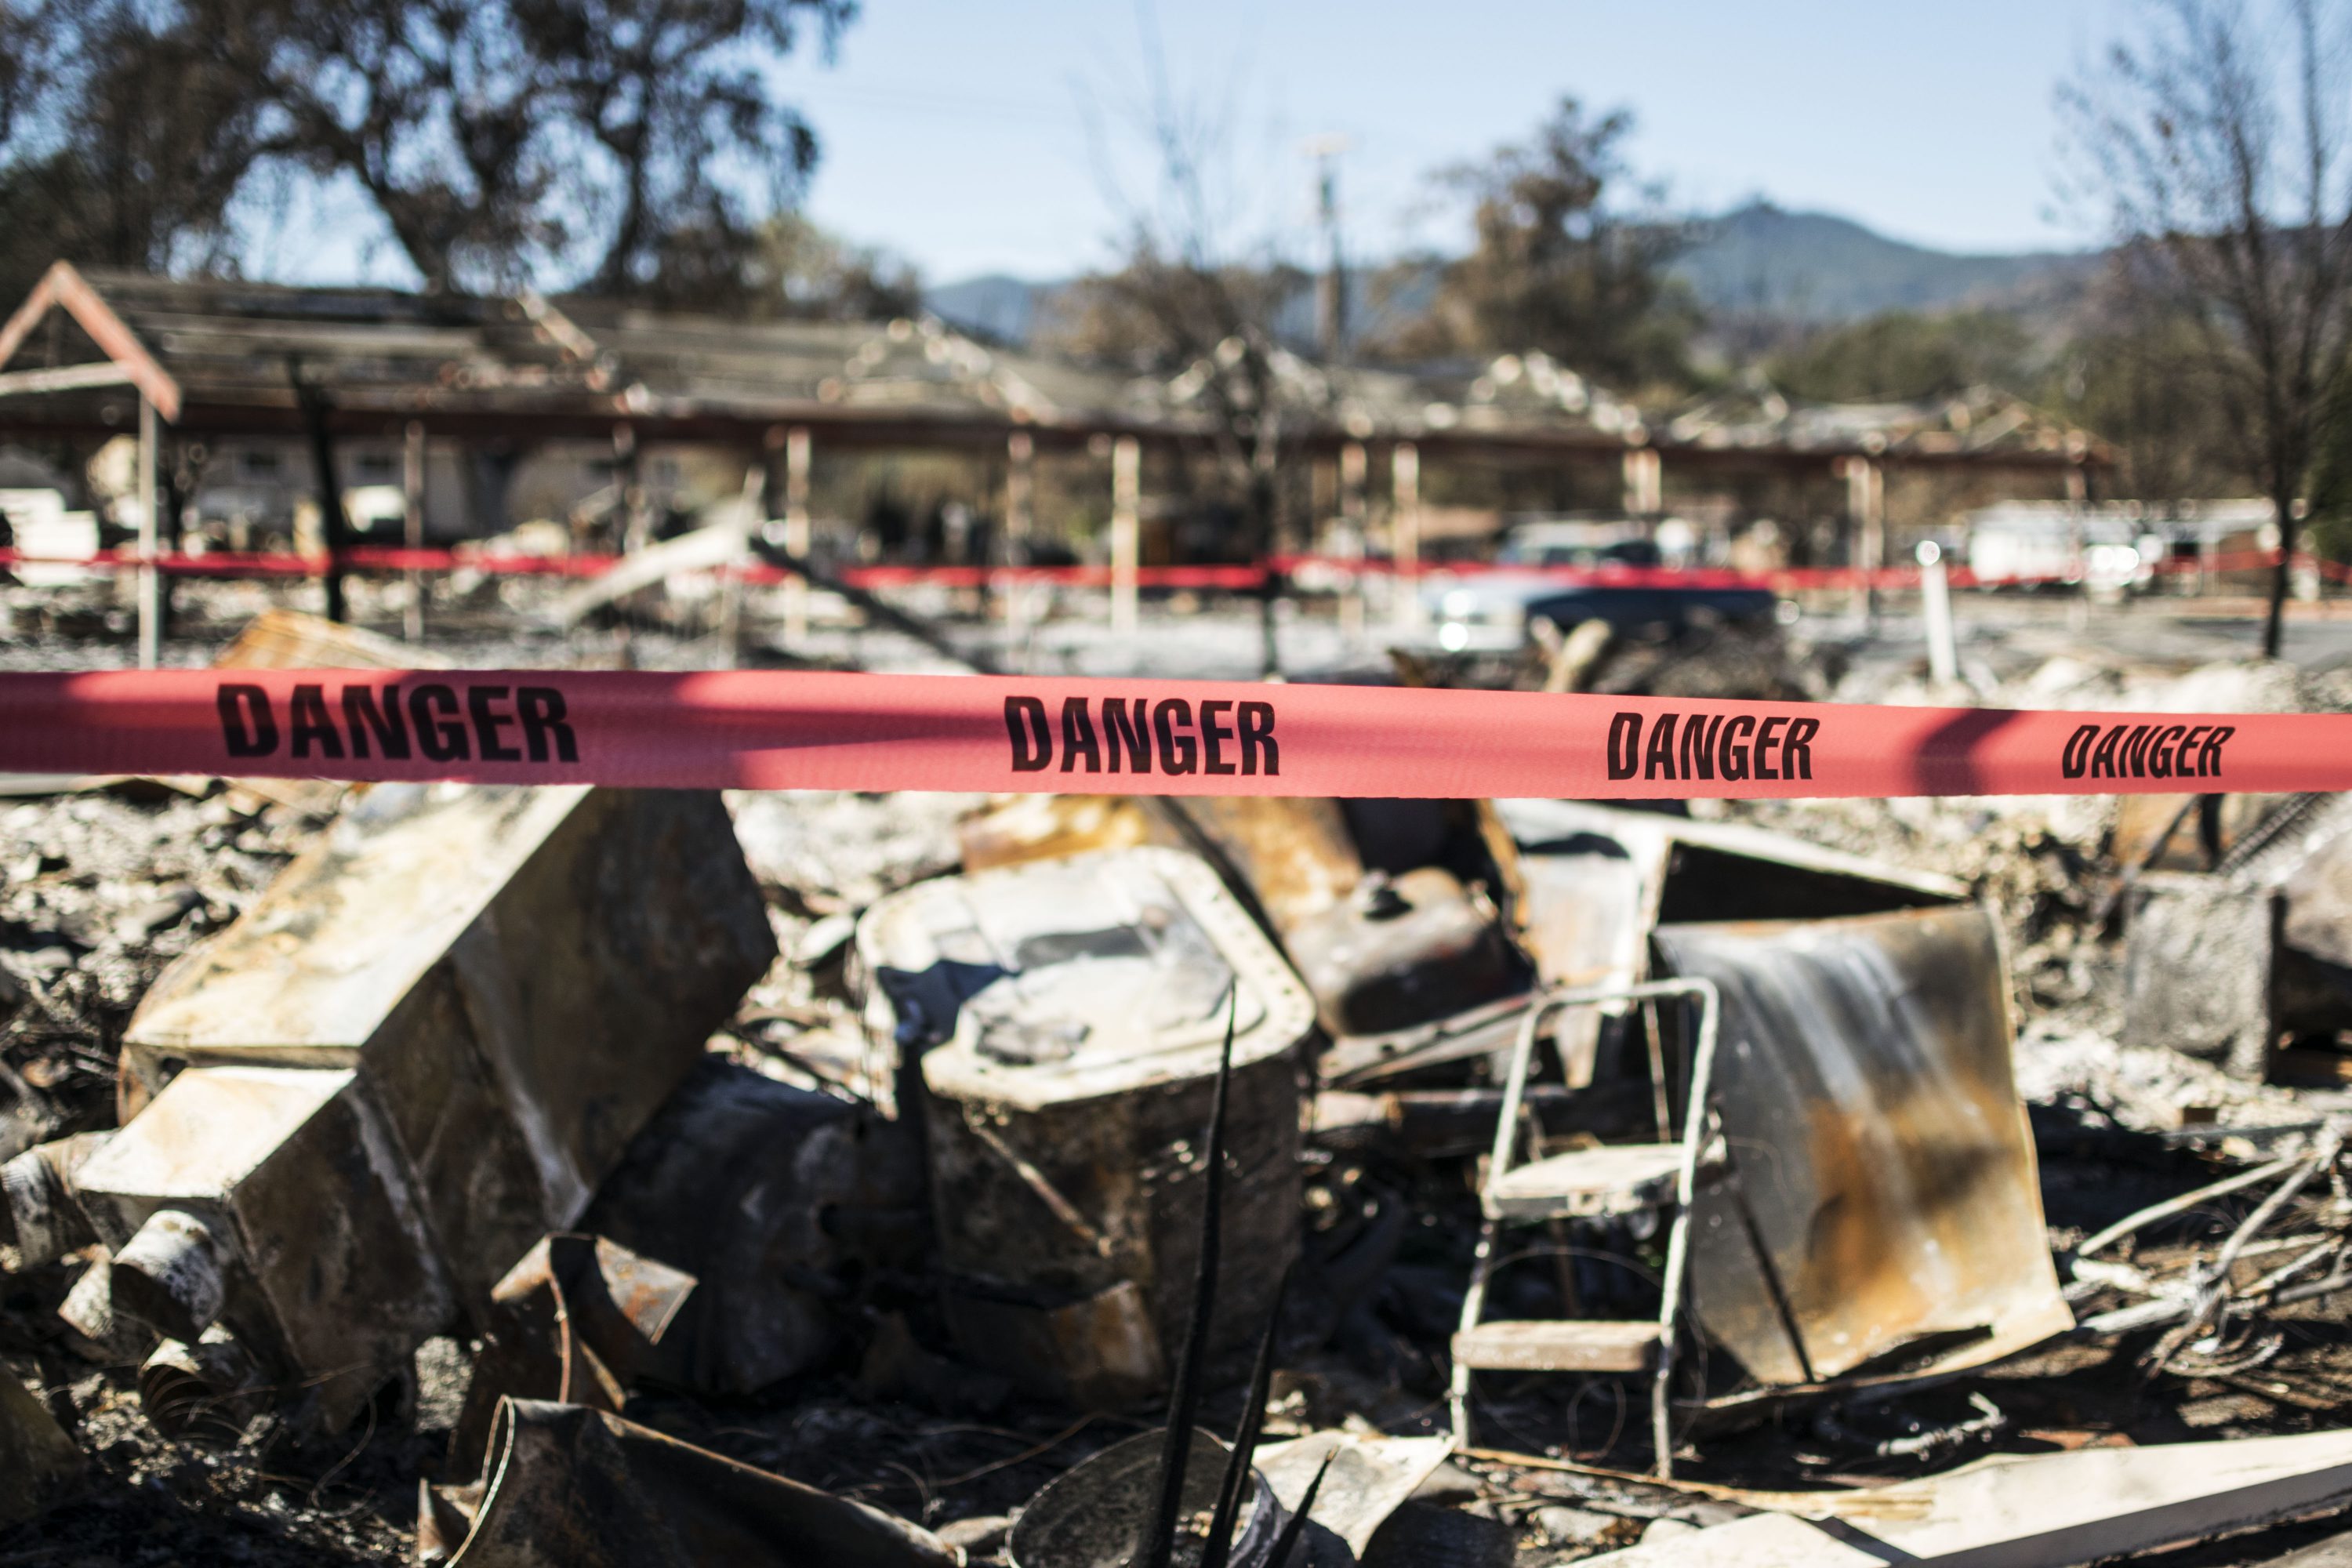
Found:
[2064,0,2352,665]
[289,360,348,624]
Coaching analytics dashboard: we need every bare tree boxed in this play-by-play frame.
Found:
[633,209,920,318]
[1047,9,1312,678]
[2063,0,2352,656]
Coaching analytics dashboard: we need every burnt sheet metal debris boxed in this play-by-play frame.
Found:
[1496,799,1966,1091]
[1578,1427,2352,1567]
[0,1359,82,1528]
[1252,1433,1451,1564]
[119,783,773,1317]
[1652,905,2071,1392]
[861,846,1313,1405]
[7,782,773,1432]
[960,793,1536,1088]
[579,1060,871,1397]
[46,1065,455,1429]
[420,1397,961,1568]
[448,1232,696,1479]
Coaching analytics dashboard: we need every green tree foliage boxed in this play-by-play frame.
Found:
[1765,310,2034,403]
[637,210,920,319]
[0,2,270,305]
[236,0,854,294]
[0,0,863,304]
[1396,98,1700,390]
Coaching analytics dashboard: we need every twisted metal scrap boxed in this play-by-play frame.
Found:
[2144,1128,2346,1377]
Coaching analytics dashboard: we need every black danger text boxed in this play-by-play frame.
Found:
[1004,695,1278,776]
[2061,721,2232,780]
[1606,710,1817,782]
[214,682,579,764]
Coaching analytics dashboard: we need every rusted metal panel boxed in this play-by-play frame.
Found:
[429,1398,960,1568]
[1652,906,2071,1389]
[1501,800,1965,1098]
[450,1232,696,1478]
[862,848,1312,1399]
[122,784,774,1315]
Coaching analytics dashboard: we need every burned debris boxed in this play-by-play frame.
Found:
[9,621,2352,1566]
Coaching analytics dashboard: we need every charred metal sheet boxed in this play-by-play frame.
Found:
[957,793,1537,1083]
[1497,799,1966,924]
[1579,1426,2352,1567]
[429,1397,960,1568]
[1500,800,1964,1097]
[862,847,1312,1397]
[451,1232,696,1479]
[65,1064,457,1429]
[1008,1428,1282,1568]
[1652,906,2070,1388]
[1254,1433,1451,1563]
[0,1360,81,1528]
[122,784,773,1316]
[579,1061,864,1397]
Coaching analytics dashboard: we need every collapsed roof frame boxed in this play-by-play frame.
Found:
[0,263,2112,479]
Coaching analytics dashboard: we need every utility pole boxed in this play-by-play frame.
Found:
[1305,136,1352,362]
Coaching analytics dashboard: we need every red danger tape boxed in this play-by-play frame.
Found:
[7,546,2205,592]
[0,668,2336,800]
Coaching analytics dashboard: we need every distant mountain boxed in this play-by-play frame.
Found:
[921,273,1044,345]
[922,203,2101,348]
[1674,202,2096,322]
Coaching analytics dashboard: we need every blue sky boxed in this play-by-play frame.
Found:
[257,0,2137,289]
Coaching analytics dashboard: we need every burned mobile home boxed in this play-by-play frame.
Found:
[0,264,2108,673]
